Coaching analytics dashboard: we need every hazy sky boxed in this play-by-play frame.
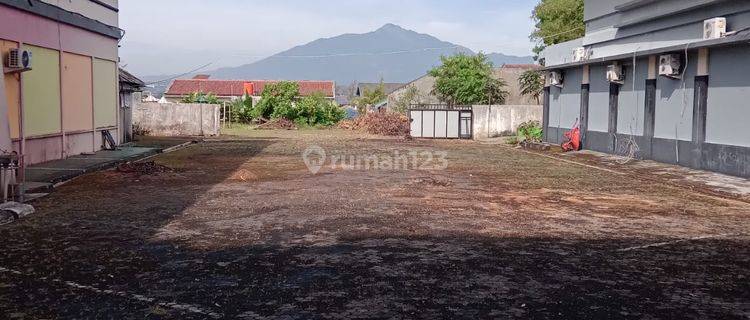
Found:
[119,0,537,77]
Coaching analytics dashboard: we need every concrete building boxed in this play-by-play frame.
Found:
[355,83,405,98]
[164,76,336,104]
[1,0,122,165]
[388,64,541,109]
[541,0,750,177]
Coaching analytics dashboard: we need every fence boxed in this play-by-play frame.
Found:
[472,105,543,139]
[133,102,221,136]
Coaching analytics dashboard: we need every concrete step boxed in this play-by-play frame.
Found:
[21,182,54,194]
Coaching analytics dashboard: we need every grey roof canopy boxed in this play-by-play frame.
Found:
[119,68,146,92]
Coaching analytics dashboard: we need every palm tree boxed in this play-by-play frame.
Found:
[518,70,545,104]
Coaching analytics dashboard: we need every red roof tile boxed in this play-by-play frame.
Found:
[165,79,335,97]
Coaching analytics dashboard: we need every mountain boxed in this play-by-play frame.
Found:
[205,24,533,84]
[486,53,535,66]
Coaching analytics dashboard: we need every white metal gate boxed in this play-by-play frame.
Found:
[409,105,472,139]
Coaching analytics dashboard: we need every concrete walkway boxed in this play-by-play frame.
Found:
[24,147,160,189]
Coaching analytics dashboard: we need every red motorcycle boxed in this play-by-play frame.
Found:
[561,119,581,152]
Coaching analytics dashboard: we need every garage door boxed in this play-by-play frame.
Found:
[410,110,465,139]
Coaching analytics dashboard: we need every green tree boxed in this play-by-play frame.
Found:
[181,92,220,104]
[296,92,346,126]
[254,81,299,120]
[518,70,545,104]
[228,95,254,123]
[530,0,585,61]
[429,53,507,105]
[485,77,509,105]
[352,83,386,115]
[392,85,422,114]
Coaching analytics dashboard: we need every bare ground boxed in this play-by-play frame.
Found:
[1,129,749,319]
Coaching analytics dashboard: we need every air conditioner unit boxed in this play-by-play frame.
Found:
[548,71,563,87]
[659,54,681,78]
[606,63,624,84]
[704,17,727,40]
[572,47,590,62]
[5,49,32,69]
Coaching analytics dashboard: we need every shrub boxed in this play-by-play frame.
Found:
[181,92,220,104]
[339,112,410,136]
[517,120,543,143]
[227,96,254,123]
[132,123,151,137]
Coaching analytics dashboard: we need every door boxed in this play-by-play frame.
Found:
[410,110,423,138]
[459,111,472,139]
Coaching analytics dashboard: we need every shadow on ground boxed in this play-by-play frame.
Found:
[0,137,748,319]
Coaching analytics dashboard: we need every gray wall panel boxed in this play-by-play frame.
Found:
[654,52,696,141]
[588,64,610,132]
[559,68,582,129]
[706,45,750,147]
[548,85,562,127]
[617,58,648,136]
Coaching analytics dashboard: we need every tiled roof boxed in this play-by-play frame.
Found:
[165,79,335,97]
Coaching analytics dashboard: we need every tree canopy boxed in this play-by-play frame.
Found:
[352,82,387,115]
[254,82,300,120]
[518,70,545,104]
[429,53,507,106]
[530,0,585,60]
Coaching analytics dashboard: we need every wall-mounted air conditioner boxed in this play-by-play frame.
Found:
[5,49,32,69]
[572,47,590,62]
[704,17,727,40]
[548,71,563,87]
[606,63,624,84]
[659,54,681,78]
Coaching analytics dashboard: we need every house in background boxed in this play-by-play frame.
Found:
[1,0,122,165]
[388,64,541,109]
[541,0,750,178]
[355,83,405,98]
[164,75,335,104]
[119,68,145,142]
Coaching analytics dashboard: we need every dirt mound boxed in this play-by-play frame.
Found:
[339,112,410,136]
[257,118,298,130]
[117,161,172,175]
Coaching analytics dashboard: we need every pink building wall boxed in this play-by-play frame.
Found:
[1,4,119,165]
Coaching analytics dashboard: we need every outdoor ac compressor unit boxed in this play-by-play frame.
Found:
[704,17,727,40]
[572,47,590,62]
[548,71,563,87]
[5,49,32,69]
[606,63,624,84]
[659,54,682,78]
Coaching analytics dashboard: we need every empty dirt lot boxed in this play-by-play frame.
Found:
[1,129,749,319]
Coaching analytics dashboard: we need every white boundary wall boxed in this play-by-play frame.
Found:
[472,105,542,139]
[133,102,220,136]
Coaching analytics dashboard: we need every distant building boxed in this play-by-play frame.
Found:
[164,75,336,103]
[355,83,406,97]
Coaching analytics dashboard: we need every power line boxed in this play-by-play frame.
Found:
[220,46,466,59]
[145,62,214,85]
[534,26,585,42]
